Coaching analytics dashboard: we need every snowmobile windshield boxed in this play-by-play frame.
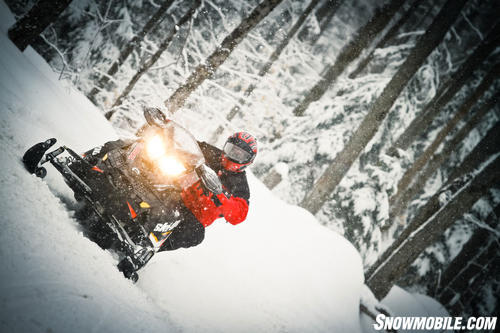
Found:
[129,121,205,190]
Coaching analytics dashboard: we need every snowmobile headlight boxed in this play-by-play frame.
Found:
[146,135,166,159]
[157,156,186,176]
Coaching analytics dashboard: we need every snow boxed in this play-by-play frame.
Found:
[359,285,452,333]
[352,188,378,215]
[0,2,452,332]
[0,2,364,331]
[140,193,364,332]
[384,286,450,318]
[380,287,452,333]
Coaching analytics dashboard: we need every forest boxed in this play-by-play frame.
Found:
[5,0,500,322]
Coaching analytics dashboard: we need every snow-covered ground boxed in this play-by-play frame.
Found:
[0,2,450,332]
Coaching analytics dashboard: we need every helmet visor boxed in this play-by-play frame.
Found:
[223,142,252,164]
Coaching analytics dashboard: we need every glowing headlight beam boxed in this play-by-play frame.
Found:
[146,135,166,159]
[157,156,186,176]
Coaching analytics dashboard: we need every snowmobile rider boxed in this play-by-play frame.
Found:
[23,116,257,280]
[159,132,257,252]
[76,126,257,256]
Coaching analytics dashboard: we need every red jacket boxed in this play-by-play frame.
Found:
[181,142,250,227]
[181,181,249,227]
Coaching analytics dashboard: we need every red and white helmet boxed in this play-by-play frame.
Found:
[221,132,258,172]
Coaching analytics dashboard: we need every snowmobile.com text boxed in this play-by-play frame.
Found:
[373,314,497,331]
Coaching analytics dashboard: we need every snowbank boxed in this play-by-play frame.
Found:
[140,175,364,332]
[382,286,450,320]
[0,3,451,332]
[0,2,365,332]
[359,285,452,333]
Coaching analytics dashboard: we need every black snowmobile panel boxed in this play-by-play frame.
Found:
[22,138,57,176]
[70,143,186,238]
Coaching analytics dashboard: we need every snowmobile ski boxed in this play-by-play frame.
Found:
[22,138,57,177]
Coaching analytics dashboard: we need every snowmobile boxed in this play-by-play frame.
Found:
[22,107,223,282]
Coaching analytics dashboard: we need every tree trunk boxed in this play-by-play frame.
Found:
[163,0,284,114]
[447,255,500,316]
[446,124,500,182]
[366,122,500,296]
[349,0,423,79]
[405,1,434,34]
[442,244,499,316]
[437,204,500,309]
[8,0,73,51]
[303,0,344,46]
[256,0,322,84]
[299,0,469,215]
[108,0,201,117]
[389,91,500,220]
[210,0,323,143]
[88,0,175,101]
[292,0,407,117]
[314,0,337,25]
[445,252,500,316]
[389,64,500,219]
[366,154,500,300]
[388,21,500,154]
[309,0,344,45]
[309,0,343,46]
[262,169,283,190]
[417,120,500,224]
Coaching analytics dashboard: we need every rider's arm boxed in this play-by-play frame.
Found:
[215,193,249,225]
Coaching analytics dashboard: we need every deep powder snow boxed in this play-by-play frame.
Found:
[0,2,450,332]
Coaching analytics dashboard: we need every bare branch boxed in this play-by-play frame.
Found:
[461,12,483,40]
[39,33,72,79]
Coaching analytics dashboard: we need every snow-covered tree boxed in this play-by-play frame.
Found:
[8,0,72,51]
